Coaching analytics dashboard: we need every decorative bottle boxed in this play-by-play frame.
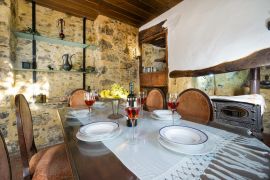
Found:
[126,81,137,127]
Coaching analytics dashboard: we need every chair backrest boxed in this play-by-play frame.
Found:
[69,89,87,107]
[145,88,165,112]
[15,94,37,179]
[176,88,213,124]
[0,131,12,180]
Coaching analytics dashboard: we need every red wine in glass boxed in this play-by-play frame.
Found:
[125,107,140,121]
[167,101,179,110]
[85,99,95,107]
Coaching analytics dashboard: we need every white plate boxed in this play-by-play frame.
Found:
[158,135,216,155]
[79,121,119,137]
[151,113,181,121]
[153,110,172,118]
[76,128,121,142]
[159,126,208,145]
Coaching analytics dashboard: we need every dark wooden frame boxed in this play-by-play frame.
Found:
[0,130,12,180]
[178,88,213,124]
[15,94,37,180]
[170,48,270,78]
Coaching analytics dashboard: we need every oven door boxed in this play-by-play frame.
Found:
[212,100,263,132]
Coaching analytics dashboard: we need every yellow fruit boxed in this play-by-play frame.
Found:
[100,84,129,99]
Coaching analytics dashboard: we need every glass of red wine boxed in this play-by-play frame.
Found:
[84,91,96,117]
[167,93,179,125]
[138,91,147,116]
[125,98,140,144]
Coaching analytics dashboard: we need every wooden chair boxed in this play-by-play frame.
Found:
[15,94,73,180]
[68,89,87,107]
[0,131,12,180]
[145,88,165,112]
[176,88,213,124]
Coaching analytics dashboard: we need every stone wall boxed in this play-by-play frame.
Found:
[0,0,139,153]
[85,16,139,91]
[142,43,166,72]
[0,0,18,152]
[254,67,270,133]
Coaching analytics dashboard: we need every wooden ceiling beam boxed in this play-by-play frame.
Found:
[169,48,270,78]
[34,0,98,20]
[84,0,143,26]
[32,0,182,27]
[95,1,145,21]
[104,0,152,19]
[140,0,168,12]
[124,0,160,15]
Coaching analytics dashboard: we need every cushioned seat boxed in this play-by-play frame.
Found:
[30,144,72,180]
[15,94,73,180]
[69,89,87,107]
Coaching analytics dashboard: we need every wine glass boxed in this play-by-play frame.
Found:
[138,91,147,116]
[84,91,96,116]
[167,93,179,125]
[125,97,140,144]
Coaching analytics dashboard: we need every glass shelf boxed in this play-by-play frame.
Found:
[13,68,86,74]
[14,32,97,50]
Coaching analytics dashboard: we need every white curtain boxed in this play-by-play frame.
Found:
[140,0,270,72]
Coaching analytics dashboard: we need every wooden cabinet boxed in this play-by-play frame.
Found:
[140,71,168,87]
[139,21,168,90]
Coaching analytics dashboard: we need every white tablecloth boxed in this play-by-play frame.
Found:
[74,106,270,180]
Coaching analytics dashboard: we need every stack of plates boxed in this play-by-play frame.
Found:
[76,121,121,142]
[151,110,181,121]
[158,126,215,155]
[66,109,90,118]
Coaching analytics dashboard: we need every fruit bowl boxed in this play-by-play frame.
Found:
[99,83,128,99]
[99,84,128,119]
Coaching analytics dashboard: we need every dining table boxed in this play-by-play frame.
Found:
[57,102,270,180]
